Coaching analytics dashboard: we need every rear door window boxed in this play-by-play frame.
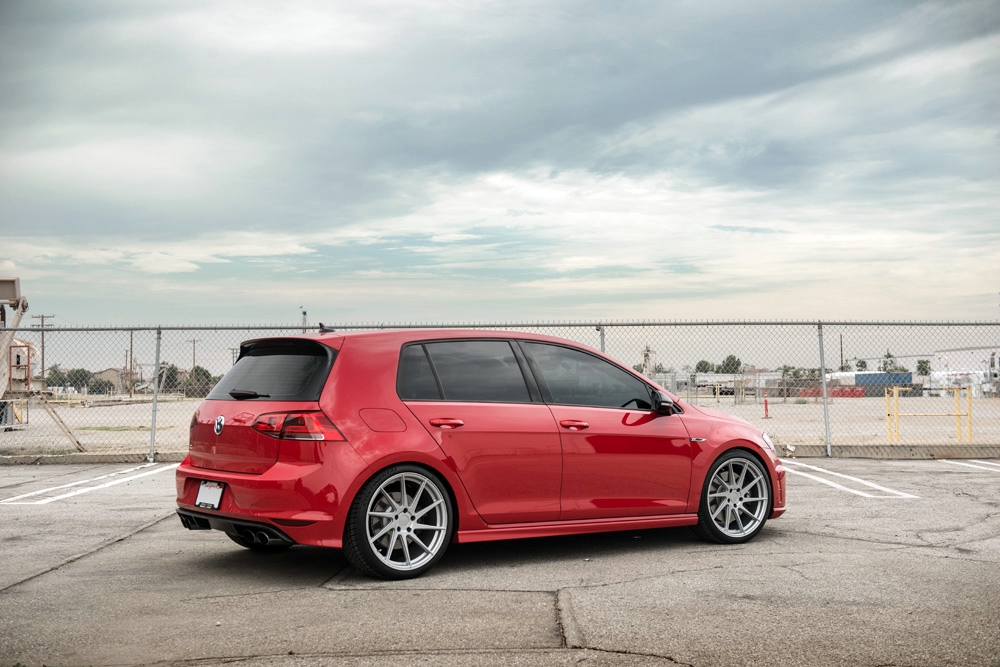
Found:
[521,342,651,409]
[398,340,532,403]
[207,339,335,401]
[397,344,442,400]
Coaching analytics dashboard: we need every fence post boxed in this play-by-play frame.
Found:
[817,322,832,457]
[596,324,605,353]
[147,327,162,463]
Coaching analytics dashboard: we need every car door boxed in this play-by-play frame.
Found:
[399,339,563,524]
[519,341,692,520]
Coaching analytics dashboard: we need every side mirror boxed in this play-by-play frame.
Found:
[651,390,676,415]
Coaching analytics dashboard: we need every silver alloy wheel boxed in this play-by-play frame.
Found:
[365,471,448,572]
[705,456,769,538]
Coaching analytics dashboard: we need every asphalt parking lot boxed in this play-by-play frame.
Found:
[1,458,998,667]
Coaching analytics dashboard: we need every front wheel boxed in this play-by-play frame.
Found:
[694,450,772,544]
[343,465,453,579]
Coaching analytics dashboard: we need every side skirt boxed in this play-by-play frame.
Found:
[455,513,699,544]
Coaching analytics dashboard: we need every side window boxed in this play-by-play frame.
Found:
[424,340,531,403]
[397,344,442,400]
[522,342,651,409]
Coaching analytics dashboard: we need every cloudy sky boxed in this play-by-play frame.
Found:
[2,0,998,326]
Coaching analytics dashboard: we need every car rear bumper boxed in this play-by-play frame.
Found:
[175,456,344,548]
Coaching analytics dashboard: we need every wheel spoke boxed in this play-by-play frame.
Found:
[737,463,748,488]
[409,480,429,511]
[711,501,727,520]
[369,510,394,518]
[399,477,409,508]
[413,522,445,531]
[414,498,443,520]
[384,529,398,559]
[733,508,746,534]
[400,533,412,566]
[378,488,401,512]
[409,533,431,555]
[369,522,394,543]
[742,473,763,491]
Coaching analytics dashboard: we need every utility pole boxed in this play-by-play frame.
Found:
[31,314,55,390]
[188,339,200,372]
[129,331,134,398]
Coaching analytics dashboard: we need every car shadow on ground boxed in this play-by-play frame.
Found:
[175,523,787,586]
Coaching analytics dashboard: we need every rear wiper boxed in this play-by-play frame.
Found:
[229,389,270,400]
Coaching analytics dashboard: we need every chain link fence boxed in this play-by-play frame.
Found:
[1,322,998,461]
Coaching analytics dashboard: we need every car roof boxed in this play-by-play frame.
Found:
[308,328,595,348]
[247,329,602,356]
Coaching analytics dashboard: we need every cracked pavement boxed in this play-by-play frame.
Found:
[0,459,998,666]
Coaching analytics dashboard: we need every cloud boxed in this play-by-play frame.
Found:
[0,0,997,323]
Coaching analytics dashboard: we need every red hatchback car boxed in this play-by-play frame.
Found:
[176,330,785,579]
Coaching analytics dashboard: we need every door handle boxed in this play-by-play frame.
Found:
[429,418,464,429]
[559,420,589,431]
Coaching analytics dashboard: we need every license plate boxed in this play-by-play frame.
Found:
[195,480,224,510]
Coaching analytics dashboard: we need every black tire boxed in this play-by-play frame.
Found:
[226,531,292,554]
[343,464,454,579]
[693,449,772,544]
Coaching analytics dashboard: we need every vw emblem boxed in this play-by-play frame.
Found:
[214,415,225,435]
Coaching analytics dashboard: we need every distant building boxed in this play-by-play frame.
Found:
[93,368,126,394]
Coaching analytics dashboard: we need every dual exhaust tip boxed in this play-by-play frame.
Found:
[239,528,276,545]
[176,510,292,546]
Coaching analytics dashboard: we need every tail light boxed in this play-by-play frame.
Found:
[252,411,346,441]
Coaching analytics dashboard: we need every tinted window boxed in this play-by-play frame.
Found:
[397,344,442,400]
[423,340,530,403]
[207,340,334,401]
[522,342,650,409]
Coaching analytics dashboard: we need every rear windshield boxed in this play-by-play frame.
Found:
[207,339,335,401]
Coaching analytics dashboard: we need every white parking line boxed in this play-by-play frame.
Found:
[780,459,919,498]
[942,460,1000,473]
[1,464,179,505]
[782,467,876,497]
[0,463,160,503]
[970,460,1000,469]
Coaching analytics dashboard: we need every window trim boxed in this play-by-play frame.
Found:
[395,338,537,404]
[517,340,656,411]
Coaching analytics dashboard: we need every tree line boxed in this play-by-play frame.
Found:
[634,351,932,377]
[43,364,221,397]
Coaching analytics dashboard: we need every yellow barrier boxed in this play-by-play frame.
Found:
[885,386,972,443]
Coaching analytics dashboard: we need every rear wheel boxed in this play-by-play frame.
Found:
[694,450,771,544]
[343,465,453,579]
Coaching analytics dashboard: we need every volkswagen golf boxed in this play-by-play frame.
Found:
[176,330,785,579]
